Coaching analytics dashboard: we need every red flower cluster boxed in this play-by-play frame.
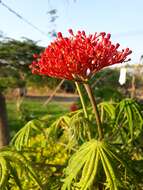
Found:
[30,29,132,81]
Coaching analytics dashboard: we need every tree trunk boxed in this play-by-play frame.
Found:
[0,92,9,147]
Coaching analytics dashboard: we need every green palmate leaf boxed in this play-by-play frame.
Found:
[62,139,124,190]
[47,110,93,149]
[66,108,83,118]
[98,102,116,136]
[98,101,116,122]
[8,164,22,189]
[99,148,118,190]
[11,119,47,150]
[48,115,70,140]
[70,115,93,144]
[0,148,43,189]
[0,157,9,188]
[125,103,134,139]
[68,109,96,146]
[114,98,143,142]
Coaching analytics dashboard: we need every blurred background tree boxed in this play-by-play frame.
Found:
[0,38,44,146]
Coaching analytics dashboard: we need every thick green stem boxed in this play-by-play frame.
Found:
[83,83,103,140]
[75,81,88,118]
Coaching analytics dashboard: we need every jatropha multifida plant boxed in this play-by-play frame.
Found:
[31,29,131,140]
[30,29,136,189]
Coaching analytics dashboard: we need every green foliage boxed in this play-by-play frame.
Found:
[45,109,97,150]
[114,98,143,143]
[0,38,43,70]
[61,99,143,189]
[69,112,93,143]
[62,140,120,190]
[0,39,44,91]
[1,98,143,189]
[95,86,123,101]
[0,147,43,189]
[97,99,143,145]
[0,77,17,91]
[11,119,47,150]
[90,68,125,101]
[98,101,116,123]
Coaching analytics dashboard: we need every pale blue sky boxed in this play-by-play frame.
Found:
[0,0,143,63]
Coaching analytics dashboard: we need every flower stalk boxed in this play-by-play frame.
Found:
[75,81,88,118]
[84,82,103,140]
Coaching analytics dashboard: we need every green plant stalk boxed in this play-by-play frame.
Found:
[75,81,88,118]
[83,82,103,140]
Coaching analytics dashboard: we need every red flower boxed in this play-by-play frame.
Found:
[30,29,132,81]
[70,103,78,111]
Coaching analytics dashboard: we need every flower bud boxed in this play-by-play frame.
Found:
[68,29,73,35]
[106,33,111,39]
[57,32,63,38]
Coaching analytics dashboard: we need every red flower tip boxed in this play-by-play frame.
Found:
[125,48,132,55]
[32,61,37,65]
[115,43,120,49]
[68,29,74,35]
[111,45,115,50]
[33,54,38,58]
[77,31,81,35]
[124,58,131,62]
[100,32,106,37]
[82,30,86,36]
[106,33,111,39]
[57,32,63,38]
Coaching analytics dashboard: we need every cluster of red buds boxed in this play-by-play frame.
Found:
[30,29,132,81]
